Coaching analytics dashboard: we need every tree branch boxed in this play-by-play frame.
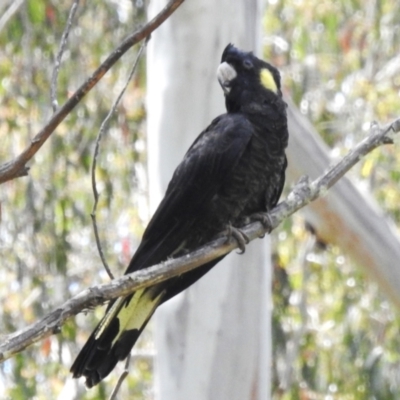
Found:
[50,0,80,112]
[91,38,149,280]
[0,0,25,35]
[0,0,185,185]
[0,117,398,362]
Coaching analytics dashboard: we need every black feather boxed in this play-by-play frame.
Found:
[71,44,289,387]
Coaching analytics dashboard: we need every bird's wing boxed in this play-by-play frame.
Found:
[269,155,287,209]
[125,113,255,272]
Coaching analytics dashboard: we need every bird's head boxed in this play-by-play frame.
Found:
[217,44,282,113]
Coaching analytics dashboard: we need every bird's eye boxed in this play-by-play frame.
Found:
[243,59,253,69]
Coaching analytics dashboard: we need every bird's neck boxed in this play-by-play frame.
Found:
[241,100,288,150]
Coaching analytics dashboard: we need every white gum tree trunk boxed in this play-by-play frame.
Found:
[147,1,270,399]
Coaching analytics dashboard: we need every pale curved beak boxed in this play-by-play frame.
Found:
[217,62,237,94]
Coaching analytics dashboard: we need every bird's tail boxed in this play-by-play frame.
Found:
[70,287,164,388]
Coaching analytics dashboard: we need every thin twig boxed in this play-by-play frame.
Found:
[0,0,25,35]
[91,39,148,280]
[0,117,398,362]
[50,0,80,112]
[0,0,186,185]
[108,353,131,400]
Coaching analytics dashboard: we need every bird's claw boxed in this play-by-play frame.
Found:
[225,224,249,254]
[251,212,273,237]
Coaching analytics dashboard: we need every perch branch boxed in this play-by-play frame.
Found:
[0,117,398,362]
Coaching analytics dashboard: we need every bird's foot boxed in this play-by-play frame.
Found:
[225,224,249,254]
[250,212,273,238]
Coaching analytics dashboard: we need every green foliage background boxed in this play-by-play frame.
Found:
[264,0,400,398]
[0,1,151,398]
[0,0,400,399]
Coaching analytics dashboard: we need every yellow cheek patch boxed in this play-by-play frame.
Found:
[260,68,278,93]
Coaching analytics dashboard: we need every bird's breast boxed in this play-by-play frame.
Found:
[209,129,286,228]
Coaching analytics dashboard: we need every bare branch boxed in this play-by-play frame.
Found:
[0,0,185,185]
[269,118,400,227]
[0,0,25,35]
[91,39,148,280]
[50,0,81,112]
[108,354,131,400]
[0,117,398,362]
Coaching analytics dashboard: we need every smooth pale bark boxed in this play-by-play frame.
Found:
[147,1,270,399]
